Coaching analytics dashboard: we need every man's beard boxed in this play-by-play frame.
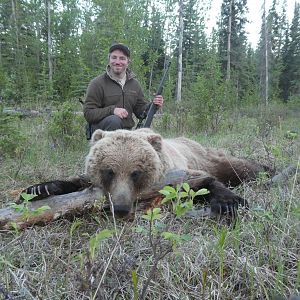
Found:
[112,66,126,77]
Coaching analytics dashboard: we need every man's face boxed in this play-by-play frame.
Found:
[109,49,129,76]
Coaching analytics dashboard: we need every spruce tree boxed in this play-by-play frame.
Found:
[217,0,249,100]
[279,3,300,101]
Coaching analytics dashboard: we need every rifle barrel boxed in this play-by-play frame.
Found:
[136,61,171,129]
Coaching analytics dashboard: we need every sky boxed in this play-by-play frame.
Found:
[206,0,298,47]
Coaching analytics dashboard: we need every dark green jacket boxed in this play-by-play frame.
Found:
[83,69,149,129]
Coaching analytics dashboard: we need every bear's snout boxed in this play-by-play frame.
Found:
[107,179,136,217]
[113,204,132,217]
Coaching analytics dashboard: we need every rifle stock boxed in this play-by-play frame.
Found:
[136,61,171,129]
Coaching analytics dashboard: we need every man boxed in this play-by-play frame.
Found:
[83,43,164,133]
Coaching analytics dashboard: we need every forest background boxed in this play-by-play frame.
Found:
[1,0,300,124]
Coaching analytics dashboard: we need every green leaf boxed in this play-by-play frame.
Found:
[10,203,24,213]
[174,204,186,217]
[161,232,191,244]
[70,219,83,236]
[173,199,193,217]
[152,208,161,215]
[178,191,188,198]
[142,208,162,221]
[194,188,210,196]
[142,214,152,221]
[161,231,179,241]
[159,186,177,199]
[182,199,193,209]
[31,205,51,216]
[89,229,114,260]
[189,190,195,198]
[132,269,139,300]
[135,225,147,234]
[285,130,298,140]
[9,222,20,232]
[180,234,192,242]
[159,190,171,196]
[161,186,176,193]
[182,183,190,193]
[161,197,171,204]
[20,193,38,202]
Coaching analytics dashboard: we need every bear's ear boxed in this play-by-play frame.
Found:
[147,134,162,152]
[91,129,106,143]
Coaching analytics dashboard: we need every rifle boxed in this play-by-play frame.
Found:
[136,61,171,129]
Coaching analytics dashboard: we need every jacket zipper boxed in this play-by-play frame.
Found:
[122,88,125,108]
[106,71,129,109]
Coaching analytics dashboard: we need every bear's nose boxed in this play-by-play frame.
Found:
[113,205,131,217]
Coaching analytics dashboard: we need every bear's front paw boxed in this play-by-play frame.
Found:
[18,180,78,203]
[210,194,248,215]
[18,182,59,203]
[204,178,248,216]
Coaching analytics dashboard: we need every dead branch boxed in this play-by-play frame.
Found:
[2,108,83,117]
[0,188,104,230]
[266,165,298,186]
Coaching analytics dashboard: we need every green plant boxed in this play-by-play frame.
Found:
[285,130,298,140]
[256,171,270,185]
[135,183,209,299]
[76,228,115,298]
[47,101,85,148]
[10,193,50,221]
[88,229,114,261]
[0,106,26,157]
[214,226,228,283]
[159,183,210,217]
[131,269,139,300]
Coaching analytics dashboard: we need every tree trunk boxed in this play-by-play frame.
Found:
[11,0,20,66]
[263,0,269,105]
[176,0,183,103]
[226,0,233,81]
[46,0,53,82]
[11,0,19,48]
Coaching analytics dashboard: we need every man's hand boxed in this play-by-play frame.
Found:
[153,95,164,107]
[114,107,128,119]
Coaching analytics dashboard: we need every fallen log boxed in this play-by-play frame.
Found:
[0,188,104,230]
[2,108,83,117]
[265,164,298,186]
[0,170,208,230]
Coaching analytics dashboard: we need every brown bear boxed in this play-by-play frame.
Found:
[21,128,269,217]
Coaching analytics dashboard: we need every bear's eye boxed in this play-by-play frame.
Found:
[131,170,143,181]
[101,169,115,184]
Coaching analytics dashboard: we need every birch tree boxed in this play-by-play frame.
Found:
[46,0,53,84]
[176,0,183,103]
[218,0,248,100]
[263,0,269,105]
[226,0,232,81]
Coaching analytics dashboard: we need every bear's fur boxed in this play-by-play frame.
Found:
[84,128,266,216]
[21,128,269,217]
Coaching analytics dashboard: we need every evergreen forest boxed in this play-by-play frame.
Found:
[1,0,300,114]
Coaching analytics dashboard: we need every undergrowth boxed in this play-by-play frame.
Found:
[0,102,299,299]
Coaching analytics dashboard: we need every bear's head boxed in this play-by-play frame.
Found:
[85,129,164,217]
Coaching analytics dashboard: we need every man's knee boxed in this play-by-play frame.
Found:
[104,115,123,130]
[92,115,123,132]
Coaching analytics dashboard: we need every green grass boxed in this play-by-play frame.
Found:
[0,102,299,299]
